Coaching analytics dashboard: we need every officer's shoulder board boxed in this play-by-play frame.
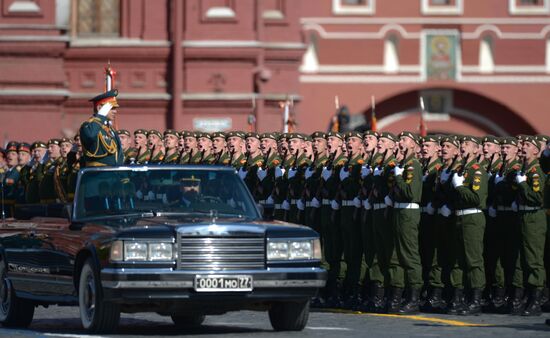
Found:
[471,163,480,170]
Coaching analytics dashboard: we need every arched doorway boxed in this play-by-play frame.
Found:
[360,88,536,136]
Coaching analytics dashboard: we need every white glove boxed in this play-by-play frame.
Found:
[321,167,332,181]
[511,201,518,212]
[488,206,497,218]
[487,172,493,179]
[136,190,144,200]
[296,199,305,211]
[440,170,451,183]
[439,204,452,217]
[162,194,169,205]
[147,191,155,201]
[339,167,350,181]
[422,174,428,182]
[363,199,372,210]
[266,195,274,205]
[97,102,113,117]
[515,173,527,184]
[426,202,435,215]
[373,166,383,176]
[353,197,361,208]
[393,166,405,176]
[256,167,267,181]
[275,166,285,178]
[452,173,465,188]
[282,200,291,210]
[288,168,297,179]
[238,167,248,179]
[494,173,504,185]
[228,198,237,208]
[330,200,340,210]
[305,167,315,180]
[156,193,163,200]
[311,197,321,208]
[361,166,372,178]
[384,195,393,207]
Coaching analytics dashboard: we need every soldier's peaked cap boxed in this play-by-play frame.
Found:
[148,130,162,139]
[31,141,47,150]
[134,129,148,136]
[311,131,326,139]
[440,135,460,148]
[211,131,226,139]
[346,131,363,140]
[90,89,119,108]
[5,141,18,152]
[461,135,480,145]
[327,131,344,140]
[422,135,439,143]
[363,130,379,138]
[17,142,31,153]
[523,135,540,150]
[117,129,131,137]
[379,132,397,142]
[499,137,518,146]
[261,132,278,140]
[482,135,500,145]
[399,131,419,144]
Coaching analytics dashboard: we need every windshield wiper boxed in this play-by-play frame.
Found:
[155,210,245,218]
[80,211,156,222]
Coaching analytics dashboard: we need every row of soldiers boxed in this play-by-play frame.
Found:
[2,129,550,317]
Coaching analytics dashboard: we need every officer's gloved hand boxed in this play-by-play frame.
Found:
[311,197,321,208]
[305,167,315,180]
[256,167,267,181]
[361,166,372,178]
[439,204,452,217]
[373,166,383,176]
[363,198,372,210]
[494,173,505,184]
[488,206,497,218]
[330,200,340,210]
[353,197,361,208]
[288,167,297,179]
[511,201,518,212]
[282,200,291,211]
[515,173,527,184]
[266,195,274,205]
[136,190,144,200]
[238,167,248,179]
[426,202,435,215]
[296,199,305,211]
[321,167,332,181]
[440,170,451,183]
[384,195,393,207]
[275,166,285,178]
[339,167,350,181]
[393,166,405,176]
[451,173,465,188]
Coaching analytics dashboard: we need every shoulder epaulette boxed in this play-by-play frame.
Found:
[472,164,480,170]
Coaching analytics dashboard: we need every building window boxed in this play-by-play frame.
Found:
[509,0,549,14]
[479,36,495,74]
[421,0,463,15]
[77,0,120,37]
[384,35,399,73]
[332,0,375,15]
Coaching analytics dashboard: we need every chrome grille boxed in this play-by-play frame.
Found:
[177,236,265,271]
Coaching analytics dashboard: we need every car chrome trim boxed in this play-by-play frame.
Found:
[101,279,325,289]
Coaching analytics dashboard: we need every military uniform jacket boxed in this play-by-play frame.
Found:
[392,155,422,204]
[243,153,264,200]
[493,159,521,208]
[321,153,347,202]
[358,152,380,201]
[231,153,247,169]
[421,158,442,207]
[24,161,44,204]
[287,154,312,201]
[39,158,63,202]
[3,166,20,203]
[163,150,180,164]
[339,154,364,201]
[431,160,461,210]
[303,155,328,202]
[257,153,282,202]
[124,147,138,164]
[136,148,151,164]
[452,159,488,210]
[80,114,123,166]
[54,158,70,202]
[149,149,165,164]
[516,159,544,208]
[370,155,397,204]
[215,152,231,166]
[273,156,293,204]
[201,153,217,165]
[486,158,503,208]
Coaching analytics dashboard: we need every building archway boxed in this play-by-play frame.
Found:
[360,88,536,136]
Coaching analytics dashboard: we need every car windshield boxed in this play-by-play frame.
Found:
[74,166,259,221]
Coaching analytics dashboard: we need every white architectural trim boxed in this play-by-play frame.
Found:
[332,0,375,15]
[421,0,463,16]
[479,37,495,74]
[509,0,550,15]
[70,38,170,47]
[182,93,302,101]
[300,42,319,73]
[384,36,399,73]
[462,65,548,73]
[205,7,236,19]
[546,38,550,73]
[0,89,69,96]
[300,74,423,83]
[8,0,40,13]
[462,24,550,40]
[0,35,70,42]
[458,75,550,83]
[377,108,508,136]
[56,0,70,27]
[182,40,306,49]
[306,64,421,74]
[301,17,550,25]
[69,92,172,100]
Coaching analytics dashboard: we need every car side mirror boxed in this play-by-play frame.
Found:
[64,205,83,230]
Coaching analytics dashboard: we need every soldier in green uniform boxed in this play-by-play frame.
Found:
[117,130,137,164]
[338,131,365,308]
[53,138,73,202]
[286,133,312,224]
[148,130,165,164]
[212,132,230,165]
[16,143,32,203]
[226,131,247,168]
[417,135,443,311]
[180,131,198,164]
[163,130,181,164]
[446,136,488,315]
[510,136,547,316]
[304,132,328,233]
[24,141,47,204]
[39,139,63,204]
[481,136,506,312]
[198,133,216,164]
[273,134,292,221]
[321,132,347,306]
[80,89,124,167]
[2,142,21,217]
[255,132,282,219]
[384,132,423,314]
[238,132,264,200]
[66,135,82,201]
[134,129,151,164]
[369,132,397,312]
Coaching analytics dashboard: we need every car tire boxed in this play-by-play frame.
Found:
[0,260,34,328]
[268,300,310,331]
[171,314,205,329]
[79,259,120,333]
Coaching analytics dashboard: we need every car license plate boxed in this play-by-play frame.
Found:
[194,275,253,292]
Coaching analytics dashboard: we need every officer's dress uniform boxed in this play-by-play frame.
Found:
[256,152,281,219]
[80,114,123,167]
[2,165,20,217]
[304,153,328,234]
[287,153,311,225]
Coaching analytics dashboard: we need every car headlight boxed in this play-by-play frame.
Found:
[110,240,174,262]
[267,239,321,261]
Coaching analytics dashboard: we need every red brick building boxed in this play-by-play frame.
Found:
[1,0,550,144]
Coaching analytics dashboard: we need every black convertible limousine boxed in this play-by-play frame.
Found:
[0,166,326,333]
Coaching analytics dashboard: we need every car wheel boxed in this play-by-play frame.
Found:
[268,300,310,331]
[79,259,120,333]
[171,314,205,329]
[0,259,34,328]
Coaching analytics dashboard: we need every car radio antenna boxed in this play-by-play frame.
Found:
[1,172,6,225]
